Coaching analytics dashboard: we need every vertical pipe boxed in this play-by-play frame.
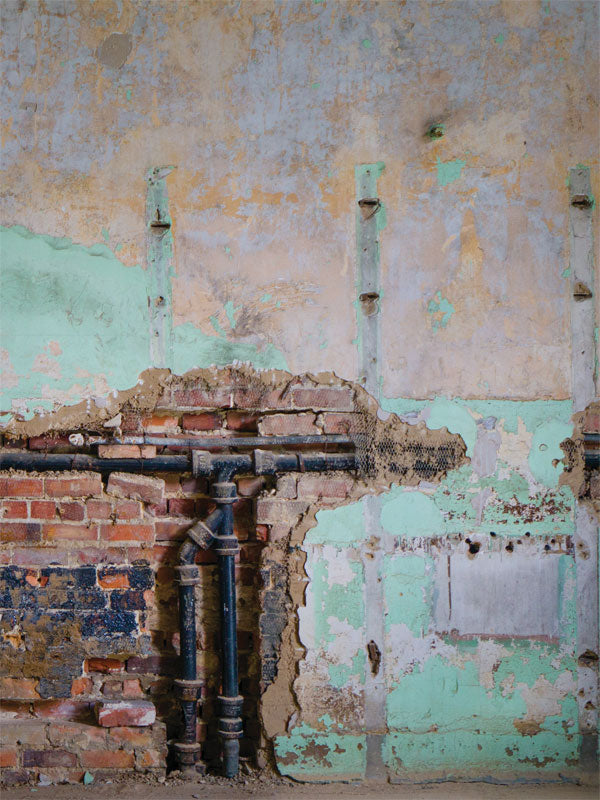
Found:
[213,483,243,777]
[174,563,204,775]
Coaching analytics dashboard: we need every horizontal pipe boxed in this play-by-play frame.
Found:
[71,434,355,449]
[0,451,190,473]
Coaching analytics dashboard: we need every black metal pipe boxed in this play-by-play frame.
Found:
[212,480,243,778]
[0,451,190,473]
[173,509,224,776]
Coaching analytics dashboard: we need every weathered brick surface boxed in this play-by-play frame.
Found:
[256,498,309,524]
[0,500,28,518]
[22,749,77,768]
[44,474,102,498]
[107,473,165,505]
[181,412,222,431]
[258,412,318,436]
[95,700,156,727]
[80,749,135,768]
[297,473,353,499]
[0,475,44,497]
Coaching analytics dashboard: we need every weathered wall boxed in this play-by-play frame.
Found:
[0,0,598,787]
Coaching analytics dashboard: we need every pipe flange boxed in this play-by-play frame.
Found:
[192,450,213,476]
[175,564,200,585]
[187,520,216,550]
[254,449,276,475]
[174,741,202,765]
[218,695,244,716]
[174,678,204,701]
[210,482,237,503]
[213,535,240,556]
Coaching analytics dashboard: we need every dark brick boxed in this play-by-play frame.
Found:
[261,635,280,659]
[110,590,146,611]
[0,522,41,543]
[259,613,286,638]
[1,770,29,785]
[261,658,278,685]
[128,566,153,589]
[80,611,137,638]
[126,655,179,676]
[262,590,287,614]
[40,566,96,588]
[23,749,77,768]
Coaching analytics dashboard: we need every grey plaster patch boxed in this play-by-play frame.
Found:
[97,33,132,69]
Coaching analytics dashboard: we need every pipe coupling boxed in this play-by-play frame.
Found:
[210,482,237,503]
[192,450,212,476]
[217,717,243,739]
[218,694,244,717]
[174,564,200,586]
[187,520,216,550]
[174,678,204,702]
[213,535,239,556]
[173,741,202,765]
[254,449,276,474]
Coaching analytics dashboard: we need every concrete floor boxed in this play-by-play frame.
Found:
[2,779,598,800]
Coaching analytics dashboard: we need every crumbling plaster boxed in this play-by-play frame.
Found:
[0,0,598,785]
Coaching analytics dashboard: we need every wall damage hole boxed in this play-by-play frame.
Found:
[505,542,514,553]
[366,640,381,676]
[571,194,594,208]
[359,292,380,316]
[357,197,381,220]
[468,541,480,555]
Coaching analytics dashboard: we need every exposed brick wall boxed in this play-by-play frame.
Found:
[0,376,360,784]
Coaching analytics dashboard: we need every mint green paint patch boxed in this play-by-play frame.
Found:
[311,82,320,89]
[328,663,352,688]
[224,300,240,329]
[383,554,433,634]
[305,500,368,547]
[361,39,372,49]
[436,157,466,187]
[562,267,571,277]
[0,225,149,417]
[528,419,572,487]
[260,293,272,303]
[126,88,132,101]
[146,166,175,368]
[427,291,455,330]
[427,397,477,455]
[172,322,288,373]
[383,730,579,778]
[115,243,123,252]
[274,725,366,780]
[275,300,282,309]
[310,556,364,643]
[101,227,109,242]
[209,315,227,338]
[380,489,444,538]
[494,32,505,44]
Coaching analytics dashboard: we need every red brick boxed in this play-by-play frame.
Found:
[101,523,154,543]
[47,721,107,748]
[114,500,142,520]
[0,748,17,767]
[122,679,143,698]
[167,498,196,516]
[590,474,600,499]
[44,473,102,498]
[319,412,359,434]
[71,677,93,696]
[141,415,180,433]
[137,748,163,768]
[30,500,57,519]
[180,476,208,495]
[80,749,135,768]
[0,678,40,699]
[0,475,43,497]
[182,412,222,431]
[86,499,112,519]
[582,409,600,433]
[12,547,68,566]
[32,700,93,721]
[0,770,29,785]
[23,749,77,767]
[297,473,353,499]
[95,700,156,727]
[0,500,28,518]
[237,476,265,497]
[173,386,232,408]
[126,655,178,675]
[107,473,165,505]
[259,413,318,436]
[256,524,269,542]
[146,500,168,516]
[73,547,125,565]
[28,435,71,450]
[101,681,123,697]
[155,519,191,542]
[98,570,129,589]
[44,523,98,542]
[0,521,41,543]
[226,411,259,432]
[58,501,85,521]
[291,386,355,411]
[98,444,151,459]
[108,726,154,747]
[86,658,124,674]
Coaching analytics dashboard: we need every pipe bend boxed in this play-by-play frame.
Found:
[178,507,224,565]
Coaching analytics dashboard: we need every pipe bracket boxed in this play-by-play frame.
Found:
[175,565,200,586]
